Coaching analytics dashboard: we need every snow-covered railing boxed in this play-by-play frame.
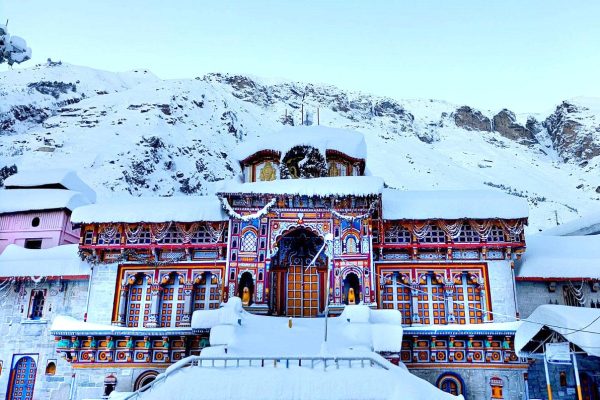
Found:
[122,354,390,399]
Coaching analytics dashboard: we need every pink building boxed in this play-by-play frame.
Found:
[0,169,95,254]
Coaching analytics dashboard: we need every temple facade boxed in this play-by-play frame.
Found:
[41,127,538,399]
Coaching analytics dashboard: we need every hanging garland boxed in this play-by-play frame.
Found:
[151,222,172,242]
[176,223,199,244]
[99,224,119,244]
[441,220,464,239]
[330,199,379,221]
[220,197,277,221]
[412,221,433,240]
[207,222,226,244]
[124,224,146,244]
[468,220,494,238]
[499,220,525,237]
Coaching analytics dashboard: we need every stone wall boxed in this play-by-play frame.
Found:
[410,367,527,400]
[86,263,119,324]
[487,260,518,322]
[70,366,166,400]
[0,279,88,400]
[516,281,600,318]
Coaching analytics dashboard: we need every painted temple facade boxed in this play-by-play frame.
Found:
[43,127,537,399]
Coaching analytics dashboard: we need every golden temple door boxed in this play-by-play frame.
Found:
[286,263,319,317]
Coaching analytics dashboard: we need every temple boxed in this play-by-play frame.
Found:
[3,126,598,399]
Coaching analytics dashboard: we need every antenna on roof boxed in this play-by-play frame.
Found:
[317,107,320,125]
[301,103,304,125]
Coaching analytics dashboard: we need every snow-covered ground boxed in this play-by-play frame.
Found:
[1,63,599,232]
[131,301,462,400]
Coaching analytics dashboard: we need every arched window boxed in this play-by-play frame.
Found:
[436,373,464,396]
[45,360,56,376]
[240,230,258,253]
[193,272,221,311]
[160,273,185,328]
[454,273,484,324]
[134,370,158,391]
[381,273,412,325]
[417,274,446,324]
[345,235,359,254]
[127,274,152,328]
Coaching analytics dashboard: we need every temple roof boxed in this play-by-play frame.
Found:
[381,188,529,220]
[4,169,97,202]
[0,188,90,214]
[516,234,600,280]
[0,244,90,279]
[71,195,227,224]
[218,176,384,197]
[234,126,367,163]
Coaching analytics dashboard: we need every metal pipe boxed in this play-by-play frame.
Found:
[572,352,582,400]
[543,352,553,400]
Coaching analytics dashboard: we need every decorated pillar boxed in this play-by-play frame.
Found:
[180,283,194,327]
[116,285,129,326]
[146,283,162,328]
[479,283,489,322]
[444,281,456,323]
[410,283,420,324]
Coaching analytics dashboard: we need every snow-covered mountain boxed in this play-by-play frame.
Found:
[1,62,599,232]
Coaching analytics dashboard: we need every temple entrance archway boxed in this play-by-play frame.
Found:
[270,228,327,317]
[343,273,361,305]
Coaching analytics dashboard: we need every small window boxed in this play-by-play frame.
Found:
[45,360,56,376]
[31,217,40,227]
[28,289,46,319]
[24,239,43,249]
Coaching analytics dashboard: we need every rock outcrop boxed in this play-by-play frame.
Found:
[453,106,492,132]
[492,109,537,144]
[544,100,600,162]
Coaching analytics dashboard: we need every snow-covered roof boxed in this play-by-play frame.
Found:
[71,195,227,224]
[235,126,367,163]
[0,244,90,279]
[218,176,384,197]
[515,305,600,357]
[542,211,600,236]
[516,235,600,280]
[382,188,529,220]
[0,189,90,214]
[4,169,97,202]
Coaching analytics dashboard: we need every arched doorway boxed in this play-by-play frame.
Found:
[7,356,37,400]
[238,272,254,306]
[270,228,326,317]
[343,273,361,305]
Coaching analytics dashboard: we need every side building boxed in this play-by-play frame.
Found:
[515,234,600,399]
[0,169,95,400]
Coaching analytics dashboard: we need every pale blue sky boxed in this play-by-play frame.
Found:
[2,0,600,113]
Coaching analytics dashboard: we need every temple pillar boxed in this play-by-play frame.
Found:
[445,283,456,323]
[116,285,129,326]
[180,283,194,327]
[410,283,420,324]
[146,284,162,328]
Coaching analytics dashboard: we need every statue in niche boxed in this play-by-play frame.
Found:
[348,287,356,305]
[259,161,276,181]
[242,286,251,306]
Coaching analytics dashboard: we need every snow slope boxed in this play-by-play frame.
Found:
[1,62,599,232]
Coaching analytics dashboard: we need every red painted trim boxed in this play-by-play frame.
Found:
[374,242,525,250]
[80,243,227,250]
